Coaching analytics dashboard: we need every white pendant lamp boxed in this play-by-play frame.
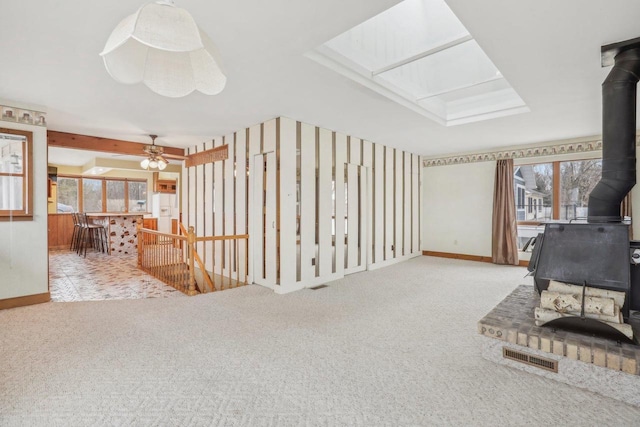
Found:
[100,0,227,98]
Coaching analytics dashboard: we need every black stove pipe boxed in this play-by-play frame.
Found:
[588,48,640,223]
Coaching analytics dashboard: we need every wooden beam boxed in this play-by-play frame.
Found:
[47,131,186,159]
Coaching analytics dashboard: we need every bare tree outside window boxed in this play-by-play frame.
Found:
[128,181,147,212]
[106,180,125,212]
[83,178,103,212]
[56,177,78,212]
[560,160,602,220]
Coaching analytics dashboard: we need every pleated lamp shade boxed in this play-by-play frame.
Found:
[100,1,227,98]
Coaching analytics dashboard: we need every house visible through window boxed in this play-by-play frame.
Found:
[0,129,32,219]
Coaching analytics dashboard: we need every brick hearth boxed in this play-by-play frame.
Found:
[478,285,640,375]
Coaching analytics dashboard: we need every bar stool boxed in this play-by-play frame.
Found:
[70,212,82,251]
[77,213,108,257]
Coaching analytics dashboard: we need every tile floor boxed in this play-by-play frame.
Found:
[49,249,185,302]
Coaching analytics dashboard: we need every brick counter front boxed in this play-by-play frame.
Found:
[87,213,148,256]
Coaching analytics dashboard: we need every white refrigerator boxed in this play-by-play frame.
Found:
[151,193,179,233]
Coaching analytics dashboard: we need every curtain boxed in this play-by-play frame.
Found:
[621,192,633,239]
[492,159,519,265]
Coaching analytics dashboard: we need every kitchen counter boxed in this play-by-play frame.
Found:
[86,212,151,217]
[86,213,149,255]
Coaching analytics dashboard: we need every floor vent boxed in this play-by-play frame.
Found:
[503,347,558,373]
[309,285,328,290]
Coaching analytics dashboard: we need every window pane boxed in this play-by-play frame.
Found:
[128,181,147,212]
[106,180,125,212]
[515,164,553,250]
[514,164,552,222]
[56,177,78,212]
[560,159,602,220]
[325,0,468,71]
[0,176,23,210]
[0,137,24,174]
[83,178,103,212]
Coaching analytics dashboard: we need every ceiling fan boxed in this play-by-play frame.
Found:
[140,134,168,170]
[107,134,186,169]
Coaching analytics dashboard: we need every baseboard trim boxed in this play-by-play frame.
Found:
[49,245,70,251]
[0,292,50,310]
[423,250,492,263]
[422,251,529,267]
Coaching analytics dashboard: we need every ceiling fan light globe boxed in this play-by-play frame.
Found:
[157,160,167,170]
[140,158,150,169]
[149,159,159,169]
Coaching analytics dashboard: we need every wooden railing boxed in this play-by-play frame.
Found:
[137,220,249,295]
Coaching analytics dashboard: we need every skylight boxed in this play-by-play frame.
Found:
[307,0,528,126]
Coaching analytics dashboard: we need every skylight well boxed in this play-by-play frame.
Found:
[307,0,528,126]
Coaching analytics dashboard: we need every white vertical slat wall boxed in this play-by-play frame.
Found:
[362,140,373,268]
[183,116,421,294]
[204,140,214,271]
[373,143,384,265]
[236,129,248,282]
[412,154,420,254]
[299,122,316,283]
[346,163,359,271]
[404,151,411,257]
[252,153,265,284]
[278,118,297,288]
[318,128,333,278]
[187,146,196,233]
[384,147,394,261]
[247,124,261,283]
[213,137,224,275]
[223,133,235,277]
[262,120,278,285]
[395,148,403,259]
[334,133,347,276]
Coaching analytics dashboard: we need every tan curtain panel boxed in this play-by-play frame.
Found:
[492,159,519,265]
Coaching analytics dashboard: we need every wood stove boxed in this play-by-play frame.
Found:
[529,38,640,343]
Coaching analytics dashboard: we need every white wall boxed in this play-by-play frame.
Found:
[422,161,495,257]
[420,142,640,259]
[0,123,49,300]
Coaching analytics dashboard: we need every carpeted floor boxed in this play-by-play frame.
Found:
[2,256,640,426]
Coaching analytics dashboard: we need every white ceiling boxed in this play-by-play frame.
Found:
[1,0,640,156]
[48,147,142,166]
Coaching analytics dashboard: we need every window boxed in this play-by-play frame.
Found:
[128,181,147,212]
[310,0,528,126]
[106,180,125,212]
[56,175,147,213]
[560,160,602,220]
[57,177,79,212]
[515,157,603,250]
[82,178,103,212]
[0,129,32,219]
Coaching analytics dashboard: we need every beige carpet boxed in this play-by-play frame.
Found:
[2,256,640,426]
